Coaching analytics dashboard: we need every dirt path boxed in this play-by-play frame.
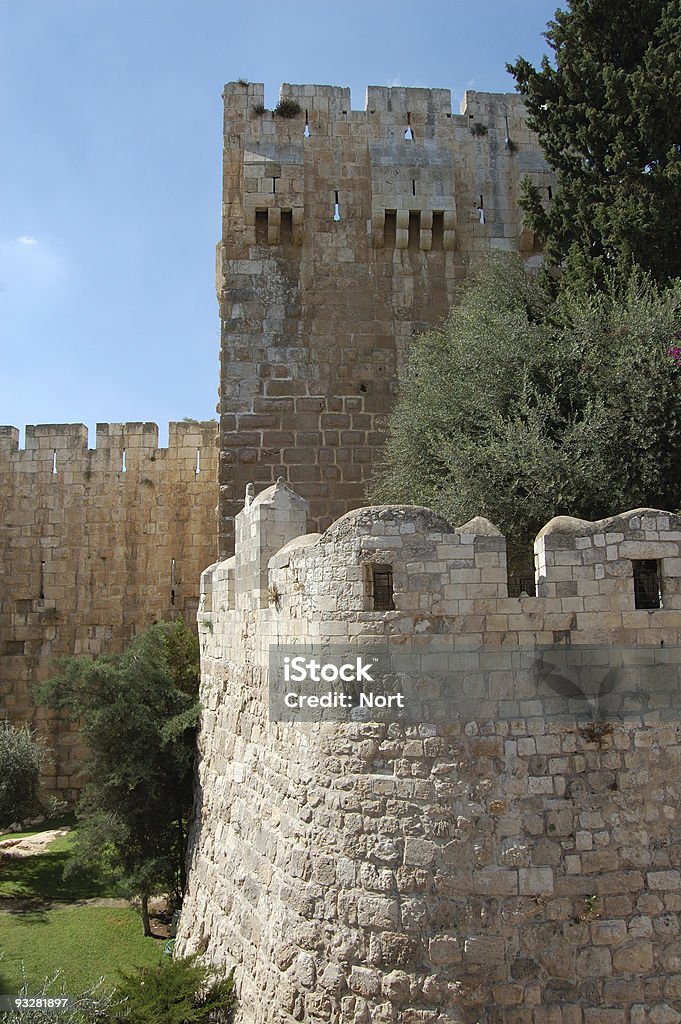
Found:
[0,829,71,858]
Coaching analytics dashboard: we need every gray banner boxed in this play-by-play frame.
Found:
[268,644,681,724]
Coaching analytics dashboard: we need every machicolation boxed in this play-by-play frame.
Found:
[216,82,552,556]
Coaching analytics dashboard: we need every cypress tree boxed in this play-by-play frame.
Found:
[508,0,681,290]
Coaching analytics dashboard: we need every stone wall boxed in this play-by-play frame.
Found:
[217,82,552,556]
[177,482,681,1023]
[0,421,218,799]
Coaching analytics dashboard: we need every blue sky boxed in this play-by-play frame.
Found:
[0,0,559,446]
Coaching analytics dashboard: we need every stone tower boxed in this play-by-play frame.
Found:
[217,82,551,556]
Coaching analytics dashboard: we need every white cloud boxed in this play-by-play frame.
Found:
[0,235,68,301]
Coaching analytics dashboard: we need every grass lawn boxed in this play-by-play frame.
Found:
[0,825,122,902]
[0,906,164,994]
[0,822,164,996]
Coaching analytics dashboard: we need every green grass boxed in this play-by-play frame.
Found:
[0,830,122,902]
[0,906,164,994]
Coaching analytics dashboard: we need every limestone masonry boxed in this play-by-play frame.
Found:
[0,422,217,799]
[1,82,550,796]
[217,82,551,556]
[177,481,681,1023]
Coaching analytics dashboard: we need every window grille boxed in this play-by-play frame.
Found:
[508,574,536,598]
[632,559,662,609]
[372,565,395,611]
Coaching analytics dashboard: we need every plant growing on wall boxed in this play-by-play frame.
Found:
[35,620,201,937]
[273,98,301,118]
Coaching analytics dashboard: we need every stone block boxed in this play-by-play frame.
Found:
[612,940,654,972]
[463,935,505,965]
[357,897,399,929]
[519,867,554,895]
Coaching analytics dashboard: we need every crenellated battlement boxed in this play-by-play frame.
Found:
[216,83,553,557]
[178,489,681,1022]
[0,421,218,799]
[0,421,217,481]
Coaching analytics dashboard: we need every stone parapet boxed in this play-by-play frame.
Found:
[178,488,681,1022]
[0,422,218,799]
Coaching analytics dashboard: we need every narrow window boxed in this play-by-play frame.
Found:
[333,191,341,221]
[633,559,662,609]
[52,449,57,475]
[372,565,395,611]
[171,558,176,606]
[195,447,201,474]
[479,195,485,225]
[431,211,444,251]
[272,176,278,194]
[384,211,397,247]
[304,110,311,138]
[121,448,127,473]
[280,209,293,244]
[408,211,420,250]
[255,210,268,244]
[547,185,553,201]
[404,113,414,140]
[39,560,45,600]
[508,573,537,598]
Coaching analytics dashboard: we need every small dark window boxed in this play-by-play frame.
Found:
[255,210,268,244]
[431,212,444,251]
[372,565,395,611]
[384,211,396,247]
[633,559,662,609]
[5,640,25,656]
[508,574,536,598]
[280,210,293,244]
[408,211,420,250]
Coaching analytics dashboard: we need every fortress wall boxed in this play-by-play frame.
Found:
[0,421,218,799]
[177,484,681,1023]
[217,82,552,556]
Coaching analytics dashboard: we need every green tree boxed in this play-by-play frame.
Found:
[0,721,47,827]
[508,0,681,291]
[372,255,681,567]
[36,620,201,936]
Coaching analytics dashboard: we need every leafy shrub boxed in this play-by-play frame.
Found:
[110,955,236,1024]
[252,102,267,116]
[0,721,47,827]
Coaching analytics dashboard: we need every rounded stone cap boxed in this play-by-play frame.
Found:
[535,508,681,541]
[323,504,456,540]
